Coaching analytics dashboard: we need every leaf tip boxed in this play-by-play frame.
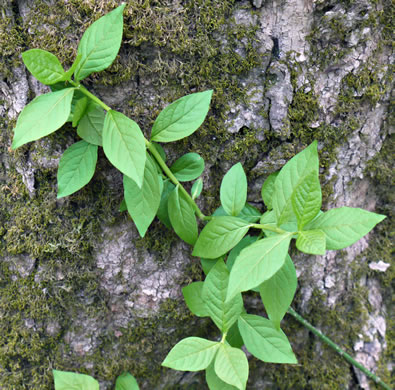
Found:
[11,137,21,150]
[377,213,386,222]
[225,289,236,304]
[161,357,171,368]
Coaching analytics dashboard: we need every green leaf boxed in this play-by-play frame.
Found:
[115,372,139,390]
[261,171,278,210]
[74,4,126,80]
[182,282,209,317]
[305,207,386,250]
[12,88,74,149]
[296,229,326,255]
[157,180,175,228]
[151,90,213,142]
[49,81,70,92]
[52,370,99,390]
[226,321,244,349]
[168,185,198,245]
[103,110,146,187]
[192,217,250,259]
[259,255,297,328]
[206,363,238,390]
[123,154,161,237]
[170,152,205,182]
[237,204,261,223]
[200,257,222,275]
[191,178,203,200]
[119,198,127,212]
[162,337,219,371]
[62,54,82,81]
[77,101,105,146]
[291,170,322,229]
[220,163,247,217]
[22,49,66,85]
[272,141,319,226]
[226,233,292,301]
[203,260,243,332]
[238,314,297,364]
[214,344,248,390]
[57,140,98,198]
[226,235,258,271]
[72,97,89,127]
[67,89,86,122]
[211,205,228,217]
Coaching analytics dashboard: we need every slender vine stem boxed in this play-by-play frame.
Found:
[250,223,287,235]
[287,307,391,390]
[69,81,111,111]
[146,141,208,220]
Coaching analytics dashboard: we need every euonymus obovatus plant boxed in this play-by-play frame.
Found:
[12,4,389,390]
[53,370,139,390]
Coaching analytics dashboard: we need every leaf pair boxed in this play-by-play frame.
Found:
[271,141,321,229]
[53,370,139,390]
[14,4,126,149]
[163,338,248,390]
[22,4,125,85]
[262,142,385,255]
[187,260,243,332]
[57,109,146,198]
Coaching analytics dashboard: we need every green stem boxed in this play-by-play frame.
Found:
[250,223,287,235]
[146,141,207,220]
[287,307,391,390]
[69,81,111,111]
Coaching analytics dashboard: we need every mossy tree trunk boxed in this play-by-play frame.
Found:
[0,0,393,389]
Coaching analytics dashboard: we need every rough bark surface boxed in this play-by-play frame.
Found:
[0,0,393,389]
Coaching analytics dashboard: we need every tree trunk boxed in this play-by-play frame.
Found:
[0,0,392,389]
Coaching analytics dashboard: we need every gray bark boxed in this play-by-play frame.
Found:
[0,0,393,389]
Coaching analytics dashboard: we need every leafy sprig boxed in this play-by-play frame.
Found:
[12,5,388,390]
[52,370,139,390]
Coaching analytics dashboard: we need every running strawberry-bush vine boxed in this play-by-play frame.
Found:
[11,5,389,390]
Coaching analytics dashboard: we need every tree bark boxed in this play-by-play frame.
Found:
[0,0,392,389]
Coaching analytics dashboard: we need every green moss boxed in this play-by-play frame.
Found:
[0,3,24,77]
[363,134,394,387]
[307,13,351,70]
